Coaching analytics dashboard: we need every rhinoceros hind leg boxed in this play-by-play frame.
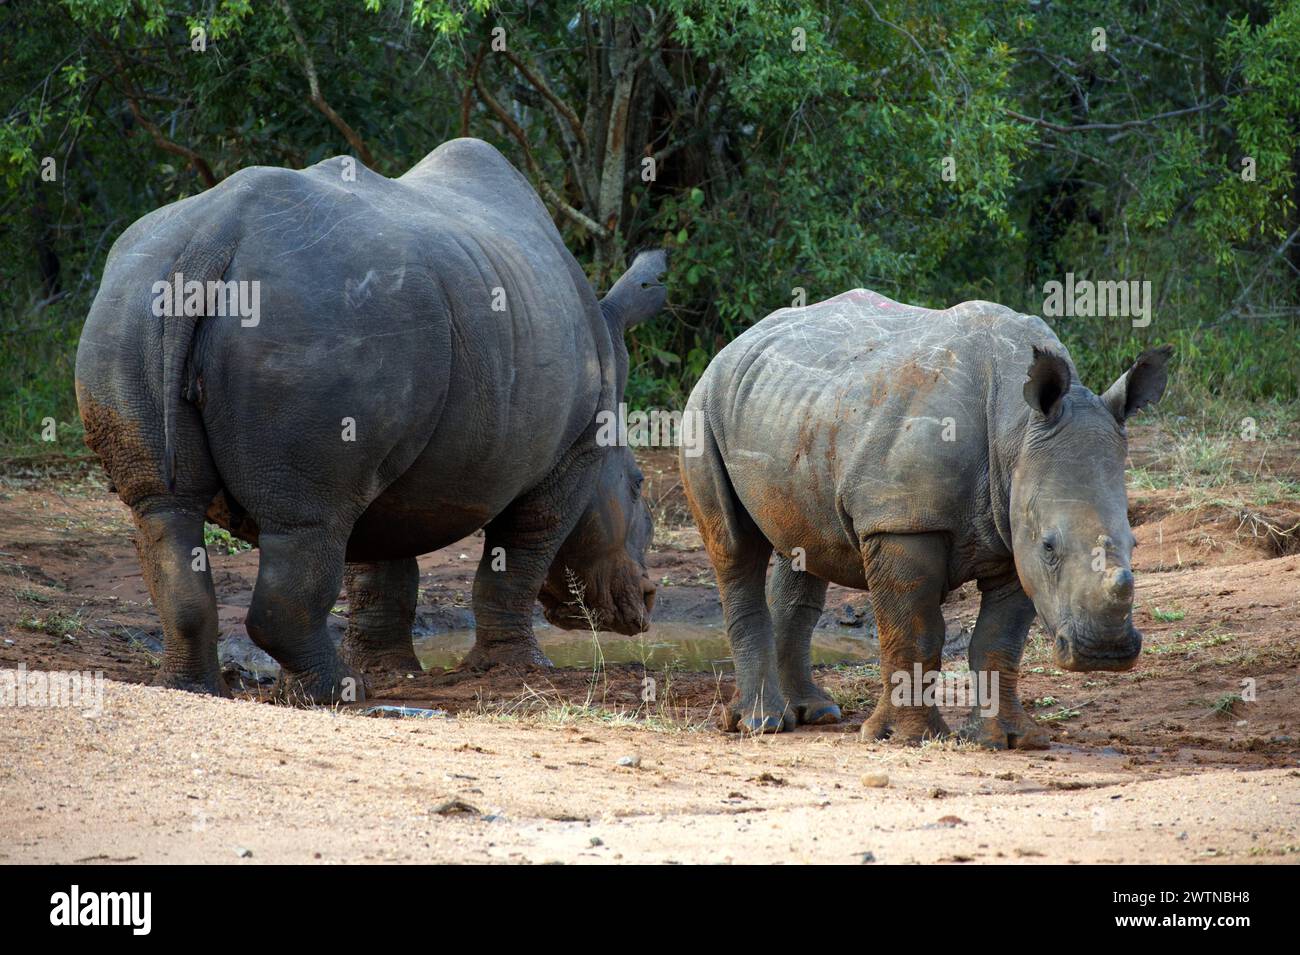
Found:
[861,698,951,743]
[718,662,795,735]
[713,550,795,734]
[961,707,1050,750]
[133,502,229,698]
[769,555,840,725]
[245,526,365,705]
[340,558,423,673]
[682,417,791,734]
[858,532,951,744]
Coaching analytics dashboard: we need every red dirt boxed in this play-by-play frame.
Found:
[2,426,1298,863]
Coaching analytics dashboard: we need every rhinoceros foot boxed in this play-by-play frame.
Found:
[960,705,1050,750]
[720,694,796,735]
[462,637,553,671]
[154,669,232,699]
[340,641,423,676]
[860,696,951,745]
[783,684,842,726]
[273,659,367,706]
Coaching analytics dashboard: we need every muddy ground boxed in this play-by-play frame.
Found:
[1,423,1298,864]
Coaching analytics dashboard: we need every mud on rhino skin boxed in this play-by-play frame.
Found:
[75,138,667,704]
[680,288,1171,743]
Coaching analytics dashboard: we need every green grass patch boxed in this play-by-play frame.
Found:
[1208,692,1245,718]
[826,663,881,712]
[1145,629,1236,655]
[204,523,252,556]
[17,609,85,637]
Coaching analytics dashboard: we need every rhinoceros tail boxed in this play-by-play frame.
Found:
[160,234,237,492]
[600,249,669,329]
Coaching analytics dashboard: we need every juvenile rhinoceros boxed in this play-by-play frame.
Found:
[75,138,664,703]
[681,289,1171,744]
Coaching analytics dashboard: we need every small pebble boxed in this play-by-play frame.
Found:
[861,772,889,788]
[235,847,252,858]
[616,755,641,768]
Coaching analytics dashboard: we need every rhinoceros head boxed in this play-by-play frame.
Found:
[539,446,657,634]
[536,250,667,635]
[1010,344,1172,671]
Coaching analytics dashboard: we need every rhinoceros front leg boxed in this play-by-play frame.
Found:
[860,532,951,743]
[463,459,598,670]
[463,526,555,669]
[769,555,840,725]
[340,558,423,674]
[961,575,1050,750]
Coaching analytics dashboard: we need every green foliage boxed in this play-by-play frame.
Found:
[1,0,1297,454]
[18,608,85,636]
[204,523,252,555]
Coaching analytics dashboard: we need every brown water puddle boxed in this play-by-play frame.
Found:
[412,623,880,671]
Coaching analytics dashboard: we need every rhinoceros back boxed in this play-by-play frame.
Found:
[77,138,612,529]
[695,289,1071,580]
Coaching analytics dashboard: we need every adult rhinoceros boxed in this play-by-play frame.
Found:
[75,138,664,703]
[682,289,1170,743]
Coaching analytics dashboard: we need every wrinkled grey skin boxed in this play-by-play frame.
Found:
[75,138,665,703]
[681,289,1171,745]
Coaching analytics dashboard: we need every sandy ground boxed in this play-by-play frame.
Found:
[2,427,1299,864]
[3,678,1297,865]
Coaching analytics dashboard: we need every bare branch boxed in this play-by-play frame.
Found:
[1214,224,1300,325]
[277,0,377,169]
[500,49,586,149]
[494,47,594,210]
[625,130,706,188]
[123,93,218,187]
[596,21,639,239]
[459,44,486,137]
[473,72,608,239]
[1005,99,1225,135]
[92,35,218,187]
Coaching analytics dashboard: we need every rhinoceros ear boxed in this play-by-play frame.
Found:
[1101,345,1173,422]
[1023,345,1072,420]
[600,249,668,331]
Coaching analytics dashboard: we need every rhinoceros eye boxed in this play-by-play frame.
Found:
[1041,533,1059,558]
